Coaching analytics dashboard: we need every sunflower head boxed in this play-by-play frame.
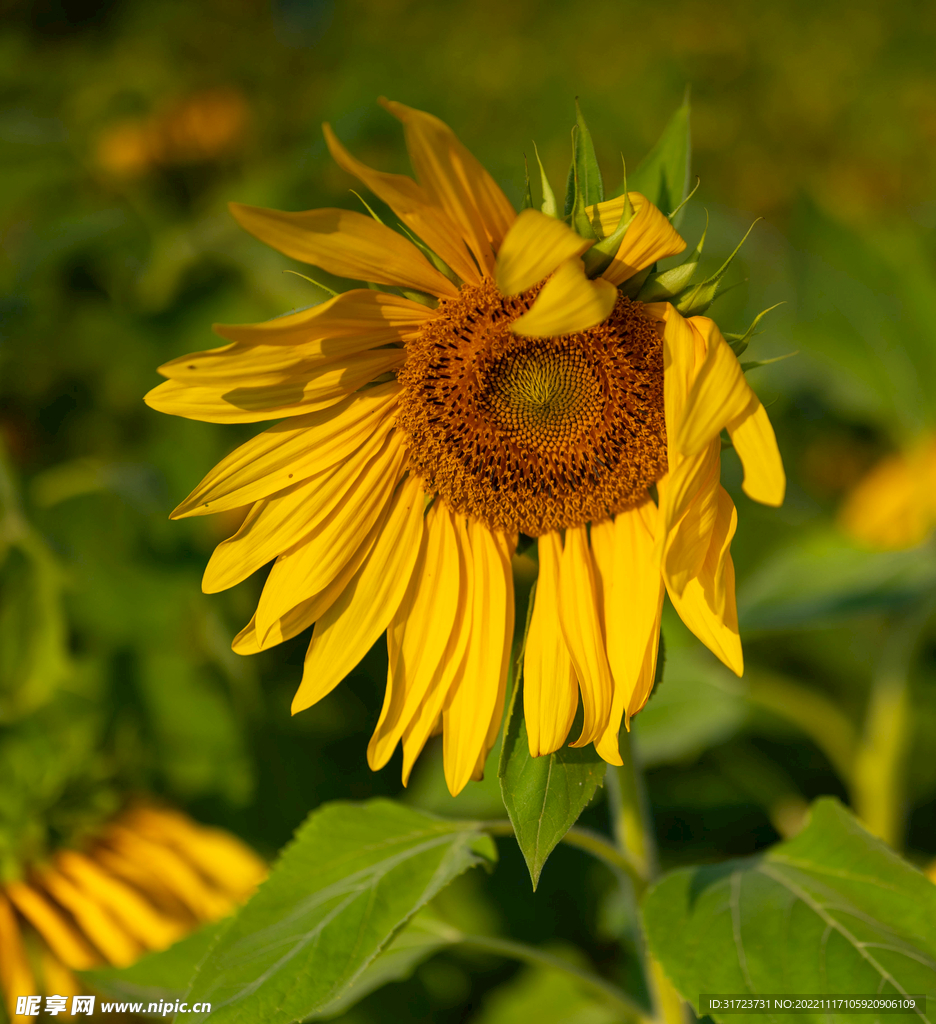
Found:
[146,99,785,795]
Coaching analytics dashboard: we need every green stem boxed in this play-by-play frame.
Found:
[454,931,644,1019]
[853,599,935,849]
[607,730,657,886]
[611,730,685,1024]
[482,820,645,893]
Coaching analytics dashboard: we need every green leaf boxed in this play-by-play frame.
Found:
[79,922,225,1006]
[626,95,691,223]
[534,142,558,218]
[643,798,936,1024]
[181,799,496,1024]
[498,683,606,889]
[308,911,459,1020]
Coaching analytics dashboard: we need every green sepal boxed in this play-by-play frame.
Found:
[282,270,339,297]
[397,225,461,287]
[739,349,797,372]
[624,90,691,225]
[566,101,605,239]
[637,212,708,302]
[521,155,534,210]
[674,219,760,317]
[533,142,558,218]
[350,190,385,225]
[582,156,636,278]
[618,264,653,299]
[723,301,784,357]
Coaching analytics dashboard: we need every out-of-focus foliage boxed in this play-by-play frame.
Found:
[2,0,936,1020]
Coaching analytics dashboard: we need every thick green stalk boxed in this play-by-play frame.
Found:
[853,599,935,849]
[610,729,685,1024]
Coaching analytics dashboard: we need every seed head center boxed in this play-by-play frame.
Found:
[396,278,667,536]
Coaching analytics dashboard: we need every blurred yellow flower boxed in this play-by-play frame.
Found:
[0,805,265,1016]
[96,88,249,176]
[146,101,785,795]
[839,434,936,549]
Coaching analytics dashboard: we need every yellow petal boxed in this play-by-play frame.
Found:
[122,807,266,900]
[840,438,936,550]
[667,486,743,675]
[656,302,705,450]
[202,424,399,594]
[253,437,408,637]
[34,867,142,966]
[675,316,754,457]
[658,439,721,596]
[4,882,99,970]
[587,192,686,286]
[442,520,514,796]
[229,203,459,298]
[214,289,434,347]
[590,501,665,762]
[399,511,474,784]
[38,947,82,1002]
[727,398,786,506]
[323,124,481,286]
[473,529,516,780]
[53,850,184,951]
[0,891,37,1018]
[104,825,233,921]
[368,501,463,771]
[144,348,403,424]
[524,530,577,757]
[381,99,515,277]
[495,209,591,297]
[161,291,431,383]
[171,384,398,519]
[511,258,617,338]
[293,473,425,714]
[556,525,612,748]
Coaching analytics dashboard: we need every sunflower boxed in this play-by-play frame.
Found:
[0,804,265,1017]
[146,100,785,796]
[839,433,936,550]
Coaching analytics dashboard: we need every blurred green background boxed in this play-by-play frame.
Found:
[2,0,936,1020]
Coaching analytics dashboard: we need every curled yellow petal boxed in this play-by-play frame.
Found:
[587,192,686,286]
[667,486,743,675]
[323,123,481,286]
[293,473,425,714]
[495,209,591,297]
[511,258,617,338]
[727,398,786,506]
[524,530,577,758]
[229,203,458,298]
[675,316,754,457]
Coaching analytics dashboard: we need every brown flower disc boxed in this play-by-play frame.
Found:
[396,277,667,536]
